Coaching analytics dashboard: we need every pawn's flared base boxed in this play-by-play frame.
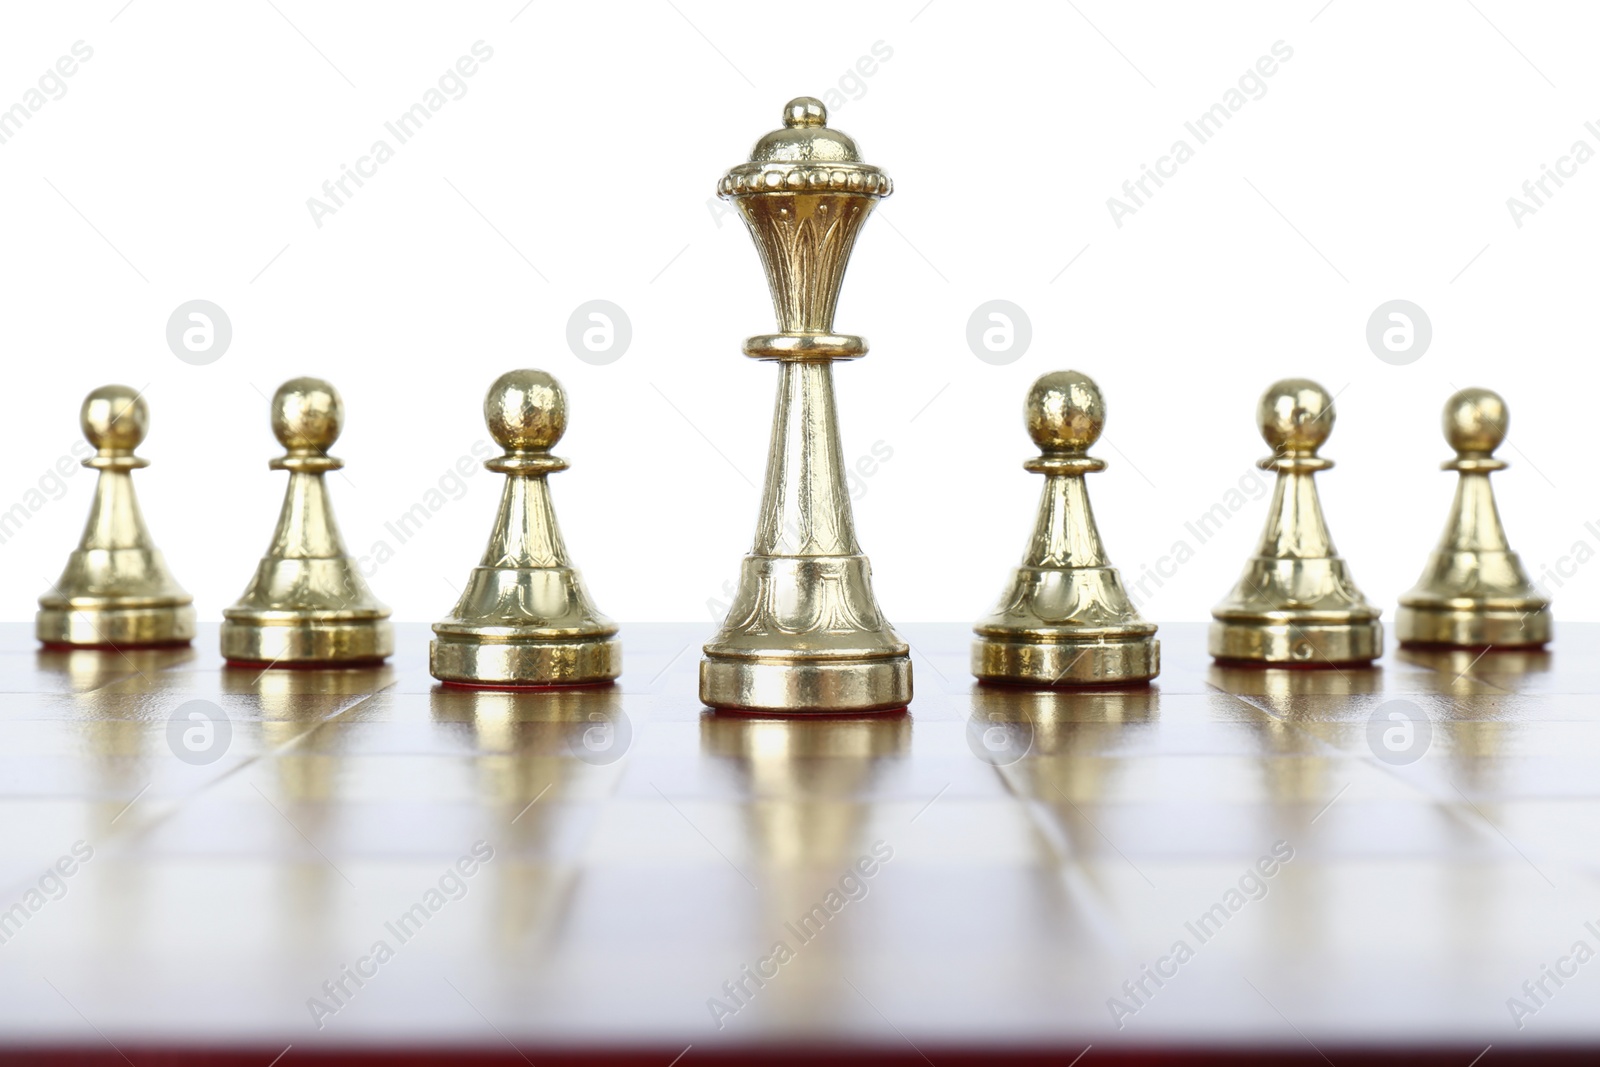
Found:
[972,633,1159,687]
[699,653,911,713]
[1396,605,1551,649]
[37,603,195,649]
[430,632,620,687]
[222,616,393,666]
[1209,619,1383,665]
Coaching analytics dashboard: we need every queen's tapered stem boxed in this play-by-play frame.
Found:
[753,362,859,557]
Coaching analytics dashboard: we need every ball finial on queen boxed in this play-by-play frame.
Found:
[1443,387,1507,456]
[1258,378,1334,455]
[272,377,343,453]
[81,385,149,453]
[1026,371,1105,454]
[783,96,827,128]
[485,369,566,453]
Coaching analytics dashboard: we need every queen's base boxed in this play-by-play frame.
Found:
[700,652,910,713]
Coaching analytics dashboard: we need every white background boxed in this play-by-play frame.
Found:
[0,0,1596,626]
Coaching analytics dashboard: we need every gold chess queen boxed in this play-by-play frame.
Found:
[700,97,911,713]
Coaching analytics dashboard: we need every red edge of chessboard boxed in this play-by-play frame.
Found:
[0,1043,1592,1066]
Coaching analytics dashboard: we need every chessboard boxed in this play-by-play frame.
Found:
[2,621,1597,1066]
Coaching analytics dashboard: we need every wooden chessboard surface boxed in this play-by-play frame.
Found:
[2,621,1599,1065]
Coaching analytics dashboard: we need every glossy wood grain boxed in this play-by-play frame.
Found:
[0,623,1597,1064]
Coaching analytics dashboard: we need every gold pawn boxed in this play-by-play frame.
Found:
[972,371,1158,685]
[430,370,619,687]
[1210,378,1382,665]
[221,378,392,666]
[38,386,194,648]
[1396,388,1551,647]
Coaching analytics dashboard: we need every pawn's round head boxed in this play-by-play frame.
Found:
[1443,387,1507,455]
[1026,371,1104,454]
[271,377,343,453]
[485,369,566,452]
[81,385,148,453]
[1258,378,1334,454]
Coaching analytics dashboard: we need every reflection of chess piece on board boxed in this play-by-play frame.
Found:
[1397,388,1550,648]
[701,96,910,714]
[1210,379,1382,665]
[36,645,194,692]
[431,687,622,960]
[701,711,908,1026]
[1397,644,1550,689]
[222,658,393,717]
[38,386,194,648]
[430,685,629,785]
[1211,655,1376,845]
[702,712,909,868]
[222,378,392,666]
[431,370,619,687]
[1208,661,1380,701]
[972,372,1158,686]
[241,667,376,968]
